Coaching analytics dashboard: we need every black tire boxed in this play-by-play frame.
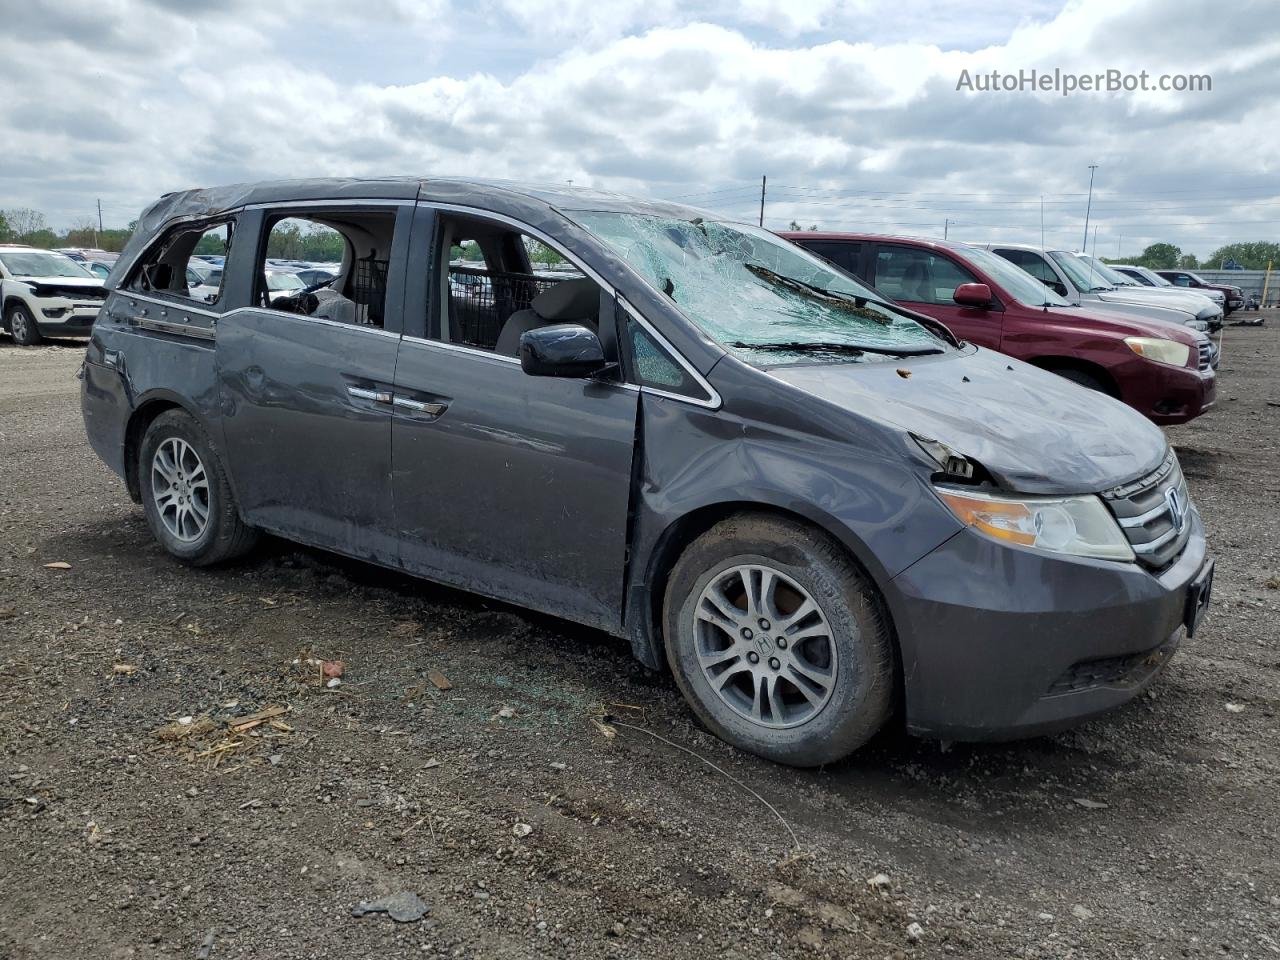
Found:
[1052,367,1108,394]
[139,409,257,566]
[6,304,43,346]
[663,514,896,767]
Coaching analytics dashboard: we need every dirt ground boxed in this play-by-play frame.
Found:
[1,319,1278,960]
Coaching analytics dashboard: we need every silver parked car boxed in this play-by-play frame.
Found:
[984,243,1222,332]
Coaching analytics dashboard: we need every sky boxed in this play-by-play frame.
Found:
[2,0,1277,259]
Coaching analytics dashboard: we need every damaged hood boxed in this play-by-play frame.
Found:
[768,346,1168,494]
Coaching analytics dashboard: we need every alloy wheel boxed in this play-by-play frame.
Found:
[693,563,838,728]
[151,437,210,542]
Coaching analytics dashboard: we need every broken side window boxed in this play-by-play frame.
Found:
[130,221,233,305]
[257,213,393,327]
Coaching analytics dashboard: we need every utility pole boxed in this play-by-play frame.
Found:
[1092,225,1098,257]
[758,175,766,227]
[944,218,950,240]
[1117,234,1122,258]
[96,198,103,247]
[1081,163,1098,252]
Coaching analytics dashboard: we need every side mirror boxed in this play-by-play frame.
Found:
[953,283,993,308]
[520,323,608,378]
[1047,280,1068,297]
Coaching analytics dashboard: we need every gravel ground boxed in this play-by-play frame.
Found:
[1,320,1278,960]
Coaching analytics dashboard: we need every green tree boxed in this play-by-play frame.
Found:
[3,207,49,244]
[64,217,99,248]
[0,210,9,241]
[1136,242,1181,269]
[1177,253,1199,269]
[97,227,133,252]
[1204,241,1280,270]
[23,228,58,248]
[524,239,565,267]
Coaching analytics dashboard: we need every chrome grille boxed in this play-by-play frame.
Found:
[1103,450,1193,571]
[1197,340,1214,371]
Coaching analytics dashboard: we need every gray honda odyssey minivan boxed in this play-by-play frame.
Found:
[81,178,1214,766]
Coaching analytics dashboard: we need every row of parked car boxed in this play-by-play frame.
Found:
[782,232,1220,425]
[0,245,341,344]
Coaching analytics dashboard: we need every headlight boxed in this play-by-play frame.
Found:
[936,486,1134,561]
[1123,337,1190,367]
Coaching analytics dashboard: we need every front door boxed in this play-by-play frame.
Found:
[389,206,639,633]
[872,242,1003,349]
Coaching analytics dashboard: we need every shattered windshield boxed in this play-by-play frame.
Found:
[573,213,949,365]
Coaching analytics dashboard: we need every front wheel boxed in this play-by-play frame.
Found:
[139,409,258,565]
[663,515,896,767]
[6,304,43,346]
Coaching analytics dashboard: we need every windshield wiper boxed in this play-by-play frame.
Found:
[744,263,891,324]
[729,340,944,357]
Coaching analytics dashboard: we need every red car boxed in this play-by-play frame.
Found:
[1155,269,1245,314]
[780,232,1215,425]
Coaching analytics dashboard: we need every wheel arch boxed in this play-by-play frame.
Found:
[3,295,33,330]
[1026,355,1121,398]
[123,391,218,504]
[626,499,901,679]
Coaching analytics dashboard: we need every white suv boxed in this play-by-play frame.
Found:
[0,245,107,344]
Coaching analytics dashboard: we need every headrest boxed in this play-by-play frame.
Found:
[533,278,599,321]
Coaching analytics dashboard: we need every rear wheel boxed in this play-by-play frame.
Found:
[6,304,42,346]
[663,514,896,767]
[139,410,257,565]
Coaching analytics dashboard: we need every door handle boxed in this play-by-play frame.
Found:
[347,386,392,404]
[392,396,448,416]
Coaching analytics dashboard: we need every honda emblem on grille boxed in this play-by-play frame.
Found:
[1165,487,1186,533]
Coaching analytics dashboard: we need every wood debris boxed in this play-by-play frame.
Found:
[228,705,289,733]
[155,716,218,742]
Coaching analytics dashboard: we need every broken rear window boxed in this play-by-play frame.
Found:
[572,213,949,365]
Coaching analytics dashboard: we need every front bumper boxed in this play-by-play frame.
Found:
[887,516,1210,741]
[38,302,101,334]
[1141,364,1215,426]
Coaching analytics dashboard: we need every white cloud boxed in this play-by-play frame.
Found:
[1,0,1277,257]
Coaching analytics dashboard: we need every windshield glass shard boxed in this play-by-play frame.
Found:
[573,212,950,366]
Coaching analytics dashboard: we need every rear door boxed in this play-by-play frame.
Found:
[215,203,412,563]
[389,204,639,633]
[871,243,1003,349]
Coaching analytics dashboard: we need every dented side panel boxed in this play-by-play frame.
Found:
[215,310,401,565]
